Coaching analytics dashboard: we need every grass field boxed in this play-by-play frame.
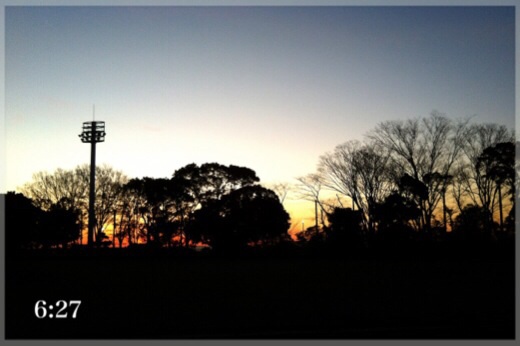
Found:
[5,251,515,339]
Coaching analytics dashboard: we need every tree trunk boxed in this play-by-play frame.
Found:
[498,183,503,230]
[442,190,447,232]
[315,199,319,235]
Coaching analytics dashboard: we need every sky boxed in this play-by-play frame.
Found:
[3,5,516,230]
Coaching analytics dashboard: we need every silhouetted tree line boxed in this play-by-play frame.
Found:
[297,111,516,253]
[5,111,516,257]
[6,192,81,250]
[7,163,290,253]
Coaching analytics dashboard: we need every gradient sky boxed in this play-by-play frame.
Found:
[4,5,516,229]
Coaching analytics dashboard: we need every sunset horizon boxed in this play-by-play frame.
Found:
[4,4,516,340]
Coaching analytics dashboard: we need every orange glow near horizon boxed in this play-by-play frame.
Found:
[76,194,513,247]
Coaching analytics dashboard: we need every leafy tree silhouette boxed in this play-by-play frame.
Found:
[453,204,495,245]
[423,172,453,232]
[6,192,43,252]
[21,165,128,245]
[174,163,261,248]
[168,175,196,247]
[40,198,82,248]
[373,193,419,244]
[397,174,428,231]
[223,185,290,246]
[476,142,515,230]
[325,207,364,250]
[6,192,81,250]
[453,124,514,225]
[187,185,290,253]
[173,163,260,204]
[124,177,175,246]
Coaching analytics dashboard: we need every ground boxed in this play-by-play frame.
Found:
[5,250,515,339]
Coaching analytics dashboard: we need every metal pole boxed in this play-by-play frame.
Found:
[80,120,105,247]
[88,123,96,247]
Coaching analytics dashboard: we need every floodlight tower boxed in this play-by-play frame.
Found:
[79,120,106,246]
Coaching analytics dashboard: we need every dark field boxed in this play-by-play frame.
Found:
[6,251,515,339]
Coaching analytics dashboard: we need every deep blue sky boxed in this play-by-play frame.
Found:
[5,6,515,199]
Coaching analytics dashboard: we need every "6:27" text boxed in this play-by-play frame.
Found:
[34,300,81,319]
